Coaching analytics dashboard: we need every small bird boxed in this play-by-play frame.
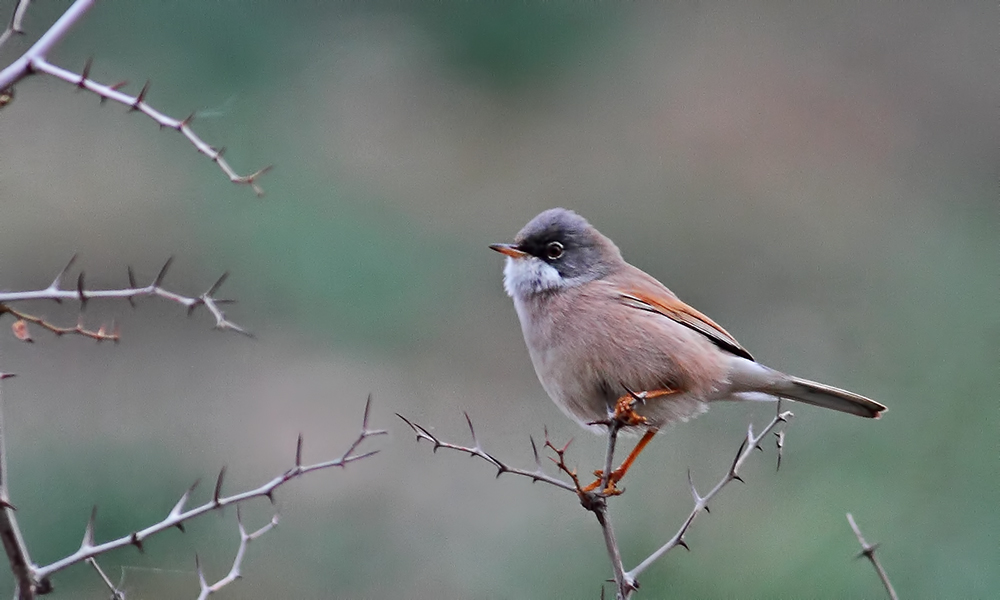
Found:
[491,208,885,490]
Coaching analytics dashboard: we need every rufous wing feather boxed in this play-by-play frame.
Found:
[616,272,754,361]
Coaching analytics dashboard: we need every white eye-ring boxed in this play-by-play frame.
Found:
[545,241,564,260]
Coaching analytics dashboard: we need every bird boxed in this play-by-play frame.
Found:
[490,208,885,492]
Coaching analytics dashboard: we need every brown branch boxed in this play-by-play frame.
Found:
[847,513,899,600]
[0,306,119,343]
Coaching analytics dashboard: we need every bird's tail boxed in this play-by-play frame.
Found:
[771,376,885,419]
[726,357,886,419]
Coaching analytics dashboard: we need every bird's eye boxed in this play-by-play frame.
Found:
[545,241,564,260]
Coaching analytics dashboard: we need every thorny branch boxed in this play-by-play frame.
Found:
[0,255,248,337]
[847,513,899,600]
[19,397,385,597]
[0,0,270,195]
[397,413,577,492]
[401,403,793,600]
[624,408,793,592]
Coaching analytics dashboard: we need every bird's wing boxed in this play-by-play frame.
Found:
[615,269,755,361]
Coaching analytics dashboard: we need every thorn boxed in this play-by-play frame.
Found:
[130,532,144,553]
[295,434,303,467]
[181,112,195,128]
[362,393,374,431]
[704,505,711,514]
[0,499,15,510]
[0,372,16,380]
[77,271,87,309]
[131,80,150,111]
[50,254,78,293]
[687,468,701,503]
[170,479,198,528]
[206,271,229,296]
[195,553,205,585]
[464,412,478,444]
[78,58,92,88]
[81,506,97,548]
[677,538,690,551]
[733,474,745,484]
[153,256,174,287]
[214,466,227,505]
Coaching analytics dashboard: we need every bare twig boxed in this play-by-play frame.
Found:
[397,413,577,492]
[0,0,31,50]
[0,0,270,195]
[1,307,119,343]
[0,257,249,336]
[847,513,899,600]
[625,409,793,586]
[24,397,385,593]
[0,376,36,600]
[86,558,125,600]
[195,506,279,599]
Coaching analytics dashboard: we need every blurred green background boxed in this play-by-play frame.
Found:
[0,1,995,598]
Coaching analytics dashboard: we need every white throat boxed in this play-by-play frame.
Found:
[502,257,566,299]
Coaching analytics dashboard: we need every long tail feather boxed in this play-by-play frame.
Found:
[777,376,886,419]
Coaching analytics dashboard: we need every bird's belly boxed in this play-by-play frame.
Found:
[514,295,720,428]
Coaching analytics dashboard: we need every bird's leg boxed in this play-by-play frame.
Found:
[584,387,675,495]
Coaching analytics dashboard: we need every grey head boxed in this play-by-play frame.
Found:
[491,208,623,298]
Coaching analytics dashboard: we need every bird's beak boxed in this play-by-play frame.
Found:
[489,243,529,259]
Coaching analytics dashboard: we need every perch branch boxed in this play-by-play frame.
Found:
[401,404,793,600]
[397,413,577,492]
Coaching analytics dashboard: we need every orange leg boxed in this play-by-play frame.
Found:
[608,426,658,483]
[582,428,660,495]
[581,387,679,495]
